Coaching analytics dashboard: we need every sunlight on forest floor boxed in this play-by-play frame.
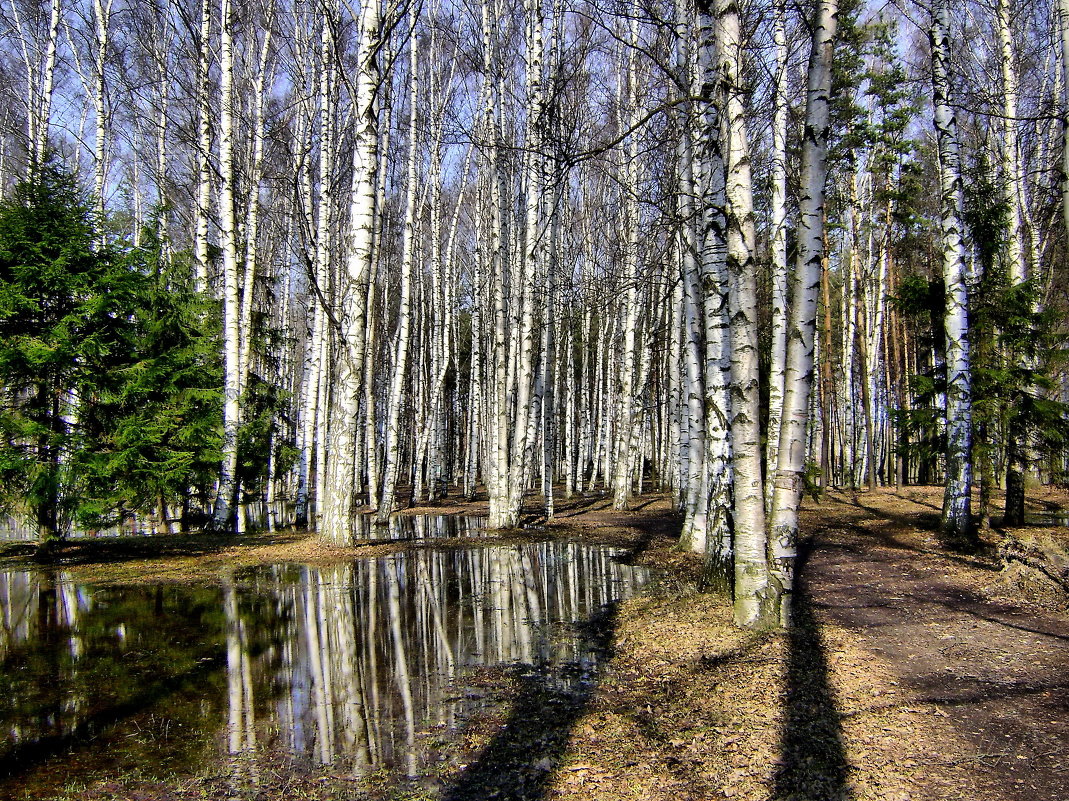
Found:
[0,485,1066,801]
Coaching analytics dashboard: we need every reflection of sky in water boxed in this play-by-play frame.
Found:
[0,521,649,797]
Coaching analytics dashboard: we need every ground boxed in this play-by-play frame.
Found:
[1,485,1067,801]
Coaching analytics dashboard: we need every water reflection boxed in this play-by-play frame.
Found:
[334,513,491,544]
[1023,512,1069,527]
[0,537,647,797]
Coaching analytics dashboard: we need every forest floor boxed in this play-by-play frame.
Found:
[419,485,1069,801]
[2,485,1068,801]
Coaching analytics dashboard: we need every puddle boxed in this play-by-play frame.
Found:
[0,537,648,797]
[1023,512,1069,527]
[344,512,492,543]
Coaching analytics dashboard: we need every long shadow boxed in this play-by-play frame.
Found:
[921,581,1069,643]
[775,539,852,801]
[443,603,618,801]
[617,509,680,562]
[554,493,613,518]
[846,498,999,572]
[442,507,675,800]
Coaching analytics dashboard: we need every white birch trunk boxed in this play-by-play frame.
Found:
[378,31,421,521]
[194,0,213,293]
[765,0,789,512]
[767,0,838,627]
[997,0,1026,283]
[930,0,974,545]
[237,15,275,400]
[718,0,768,626]
[210,0,242,532]
[320,0,382,544]
[92,0,113,234]
[693,0,732,571]
[612,20,643,511]
[36,0,60,168]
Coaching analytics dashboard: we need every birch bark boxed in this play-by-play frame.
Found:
[767,0,837,627]
[612,19,643,511]
[765,0,789,513]
[378,29,421,521]
[997,0,1026,283]
[693,0,732,574]
[930,0,975,546]
[717,0,768,626]
[91,0,113,234]
[320,0,383,544]
[210,0,242,532]
[194,0,213,293]
[36,0,60,168]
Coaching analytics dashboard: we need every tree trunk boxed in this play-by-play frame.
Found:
[768,0,837,627]
[931,0,976,549]
[210,0,242,533]
[378,30,421,521]
[765,0,789,512]
[320,0,382,544]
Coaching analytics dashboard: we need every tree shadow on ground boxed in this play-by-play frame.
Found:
[443,604,617,801]
[846,497,999,571]
[775,539,853,801]
[442,508,671,800]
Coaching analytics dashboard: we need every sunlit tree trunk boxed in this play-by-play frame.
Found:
[765,0,789,512]
[612,19,643,511]
[716,0,768,625]
[91,0,113,235]
[768,0,837,627]
[379,29,421,521]
[194,0,213,292]
[931,0,975,547]
[693,0,732,572]
[36,0,60,168]
[237,12,276,403]
[210,0,242,532]
[321,0,383,544]
[503,0,546,526]
[997,0,1026,283]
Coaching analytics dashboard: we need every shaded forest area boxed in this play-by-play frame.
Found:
[0,0,1068,627]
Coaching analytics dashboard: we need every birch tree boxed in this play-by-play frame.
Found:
[767,0,837,627]
[320,0,385,544]
[930,0,975,547]
[209,0,242,531]
[378,23,421,521]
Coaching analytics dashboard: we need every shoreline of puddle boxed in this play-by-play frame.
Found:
[0,515,652,799]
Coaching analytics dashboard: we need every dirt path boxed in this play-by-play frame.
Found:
[531,488,1069,801]
[802,489,1069,801]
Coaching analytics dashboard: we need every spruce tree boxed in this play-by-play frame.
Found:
[0,168,130,549]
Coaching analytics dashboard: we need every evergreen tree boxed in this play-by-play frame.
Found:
[0,170,225,550]
[962,159,1069,527]
[77,227,224,531]
[0,167,133,549]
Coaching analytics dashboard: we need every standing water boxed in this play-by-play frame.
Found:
[0,521,649,798]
